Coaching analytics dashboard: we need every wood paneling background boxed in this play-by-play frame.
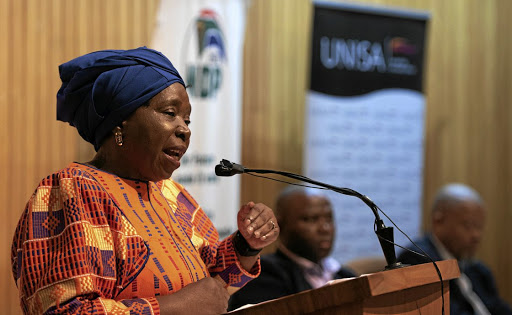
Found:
[1,0,510,313]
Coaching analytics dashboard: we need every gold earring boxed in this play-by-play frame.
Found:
[114,131,123,146]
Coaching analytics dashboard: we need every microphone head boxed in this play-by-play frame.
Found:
[215,159,245,176]
[215,163,233,176]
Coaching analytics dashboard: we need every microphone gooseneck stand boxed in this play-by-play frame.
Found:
[216,159,446,315]
[215,159,405,270]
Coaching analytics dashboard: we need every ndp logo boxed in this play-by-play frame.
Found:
[182,9,226,99]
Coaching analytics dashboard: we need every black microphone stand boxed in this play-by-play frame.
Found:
[216,159,405,270]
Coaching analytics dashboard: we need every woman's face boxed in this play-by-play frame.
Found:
[120,83,191,181]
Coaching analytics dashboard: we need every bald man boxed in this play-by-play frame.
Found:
[398,183,512,315]
[228,186,355,310]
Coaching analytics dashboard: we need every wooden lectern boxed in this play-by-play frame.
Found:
[228,259,460,315]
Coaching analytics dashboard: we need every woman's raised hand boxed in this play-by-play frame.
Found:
[237,202,279,250]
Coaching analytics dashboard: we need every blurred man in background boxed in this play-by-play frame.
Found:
[228,186,355,310]
[398,183,512,315]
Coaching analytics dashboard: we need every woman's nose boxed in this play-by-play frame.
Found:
[176,123,191,142]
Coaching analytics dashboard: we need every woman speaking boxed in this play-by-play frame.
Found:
[11,47,279,315]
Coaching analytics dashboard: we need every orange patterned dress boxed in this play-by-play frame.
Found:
[12,162,259,314]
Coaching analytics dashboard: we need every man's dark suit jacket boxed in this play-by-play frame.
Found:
[397,234,512,315]
[228,249,356,311]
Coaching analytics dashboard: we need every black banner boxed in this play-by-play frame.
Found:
[310,3,428,96]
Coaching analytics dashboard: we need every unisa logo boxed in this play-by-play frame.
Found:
[182,9,226,99]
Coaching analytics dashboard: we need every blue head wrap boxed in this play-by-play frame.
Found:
[57,47,185,151]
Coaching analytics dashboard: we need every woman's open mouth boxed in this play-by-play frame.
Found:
[163,147,186,163]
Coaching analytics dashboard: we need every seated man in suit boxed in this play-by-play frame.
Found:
[398,183,512,315]
[228,186,355,310]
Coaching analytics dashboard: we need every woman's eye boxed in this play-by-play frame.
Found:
[165,111,176,117]
[185,120,191,126]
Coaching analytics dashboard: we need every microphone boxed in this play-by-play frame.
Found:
[215,159,405,270]
[215,159,246,176]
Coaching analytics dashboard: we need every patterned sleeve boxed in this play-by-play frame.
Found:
[11,170,159,315]
[160,180,260,294]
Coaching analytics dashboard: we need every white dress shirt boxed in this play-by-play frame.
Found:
[279,244,340,289]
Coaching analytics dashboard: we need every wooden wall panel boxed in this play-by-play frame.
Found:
[2,0,511,313]
[0,0,10,309]
[0,1,160,313]
[241,0,311,209]
[241,0,512,307]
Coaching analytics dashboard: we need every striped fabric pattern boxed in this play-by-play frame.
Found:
[12,163,260,314]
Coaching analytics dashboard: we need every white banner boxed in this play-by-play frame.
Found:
[305,90,425,262]
[152,0,247,238]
